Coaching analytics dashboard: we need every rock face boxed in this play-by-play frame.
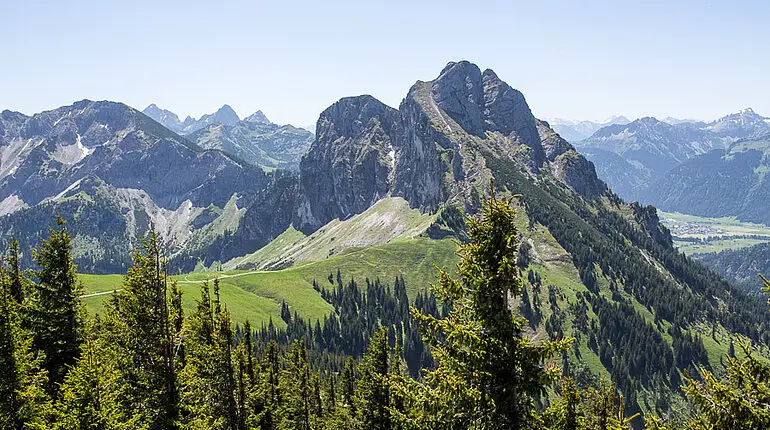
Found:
[298,96,399,230]
[296,60,606,230]
[539,120,606,198]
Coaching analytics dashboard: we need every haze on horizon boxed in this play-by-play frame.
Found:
[2,0,769,127]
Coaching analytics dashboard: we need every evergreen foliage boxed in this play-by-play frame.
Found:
[27,216,83,394]
[392,187,572,429]
[6,195,770,429]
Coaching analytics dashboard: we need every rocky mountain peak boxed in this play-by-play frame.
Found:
[707,107,770,139]
[206,104,240,125]
[245,110,271,124]
[316,95,398,140]
[431,61,486,136]
[429,61,543,161]
[142,103,184,133]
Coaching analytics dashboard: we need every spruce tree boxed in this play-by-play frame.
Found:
[0,261,52,429]
[356,327,392,429]
[180,280,238,429]
[54,316,139,429]
[104,231,181,429]
[394,187,571,429]
[280,340,312,430]
[27,216,83,393]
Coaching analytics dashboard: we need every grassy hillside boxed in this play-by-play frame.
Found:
[223,197,438,270]
[80,237,458,326]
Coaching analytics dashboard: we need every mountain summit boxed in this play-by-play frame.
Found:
[142,104,241,135]
[297,60,605,230]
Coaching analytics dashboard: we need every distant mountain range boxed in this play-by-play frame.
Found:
[544,116,630,142]
[571,108,770,206]
[143,104,313,170]
[142,104,241,135]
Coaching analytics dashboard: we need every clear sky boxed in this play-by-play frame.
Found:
[2,0,768,126]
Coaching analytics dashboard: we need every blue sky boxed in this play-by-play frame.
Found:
[1,0,768,126]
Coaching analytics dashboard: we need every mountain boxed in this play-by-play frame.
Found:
[575,117,730,201]
[661,116,703,125]
[142,104,241,135]
[0,100,291,272]
[705,108,770,139]
[695,243,770,293]
[644,136,770,224]
[188,112,314,171]
[231,60,766,416]
[574,109,770,203]
[544,115,630,142]
[144,104,314,170]
[142,103,184,133]
[5,62,770,418]
[294,61,606,234]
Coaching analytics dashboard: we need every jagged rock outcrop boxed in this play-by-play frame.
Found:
[538,120,606,198]
[297,60,607,229]
[297,96,399,230]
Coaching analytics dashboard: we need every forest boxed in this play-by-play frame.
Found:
[2,193,769,430]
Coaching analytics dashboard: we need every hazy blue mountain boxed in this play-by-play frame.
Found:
[644,136,770,224]
[574,117,727,200]
[188,113,314,170]
[142,104,241,135]
[544,115,630,142]
[705,107,770,139]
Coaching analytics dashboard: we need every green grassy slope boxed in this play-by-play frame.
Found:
[224,197,438,270]
[80,237,458,326]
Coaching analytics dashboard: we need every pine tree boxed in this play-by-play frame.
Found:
[54,316,140,429]
[356,327,392,429]
[394,186,572,429]
[0,262,52,428]
[280,340,312,430]
[104,231,181,428]
[180,280,238,429]
[27,216,83,393]
[7,239,26,303]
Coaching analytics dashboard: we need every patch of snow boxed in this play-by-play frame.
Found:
[51,178,84,201]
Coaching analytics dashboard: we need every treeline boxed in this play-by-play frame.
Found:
[3,194,770,429]
[250,274,442,377]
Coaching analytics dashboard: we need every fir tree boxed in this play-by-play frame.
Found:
[0,263,52,429]
[104,231,181,429]
[356,327,392,429]
[27,216,83,394]
[394,186,572,429]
